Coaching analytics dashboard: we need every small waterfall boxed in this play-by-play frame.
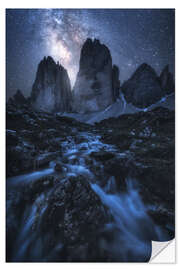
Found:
[12,193,51,262]
[91,179,169,261]
[13,203,38,261]
[7,131,172,262]
[104,176,117,194]
[7,167,54,186]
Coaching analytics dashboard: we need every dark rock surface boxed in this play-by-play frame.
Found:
[73,38,120,112]
[6,101,91,177]
[40,175,109,261]
[112,65,120,100]
[7,89,28,107]
[6,100,175,262]
[159,64,175,94]
[31,56,72,112]
[121,63,165,108]
[96,107,175,231]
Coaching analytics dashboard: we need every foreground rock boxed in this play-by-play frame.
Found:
[6,102,92,177]
[96,107,175,234]
[6,175,110,262]
[31,56,72,112]
[6,100,175,261]
[40,175,109,261]
[73,38,120,113]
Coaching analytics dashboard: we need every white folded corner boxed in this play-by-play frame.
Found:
[150,239,175,263]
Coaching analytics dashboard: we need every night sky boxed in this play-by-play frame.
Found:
[6,9,175,99]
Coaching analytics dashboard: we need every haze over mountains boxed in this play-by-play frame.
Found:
[8,38,175,123]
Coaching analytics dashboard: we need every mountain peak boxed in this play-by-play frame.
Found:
[121,63,164,108]
[159,64,174,94]
[73,39,119,113]
[30,57,72,112]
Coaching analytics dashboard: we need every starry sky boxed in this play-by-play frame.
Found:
[6,9,175,99]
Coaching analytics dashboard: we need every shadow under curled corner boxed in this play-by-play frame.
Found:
[150,239,175,263]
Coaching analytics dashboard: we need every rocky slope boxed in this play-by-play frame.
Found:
[6,100,175,262]
[62,91,175,124]
[96,106,175,222]
[72,38,120,113]
[31,56,72,112]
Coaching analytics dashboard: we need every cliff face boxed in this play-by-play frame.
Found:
[121,63,175,109]
[112,65,120,101]
[23,42,175,113]
[121,63,165,108]
[159,65,175,95]
[31,56,72,112]
[72,39,120,113]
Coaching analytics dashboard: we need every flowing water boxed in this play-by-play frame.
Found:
[6,131,171,262]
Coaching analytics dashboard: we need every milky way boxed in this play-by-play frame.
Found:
[6,9,175,98]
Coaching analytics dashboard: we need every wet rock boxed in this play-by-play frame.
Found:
[6,145,35,177]
[23,175,55,200]
[6,98,175,261]
[35,152,59,169]
[84,157,94,166]
[96,106,175,229]
[104,156,133,190]
[40,175,109,260]
[54,162,63,172]
[90,151,115,161]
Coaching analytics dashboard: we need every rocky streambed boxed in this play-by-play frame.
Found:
[6,103,175,262]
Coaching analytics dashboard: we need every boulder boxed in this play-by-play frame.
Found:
[40,175,109,261]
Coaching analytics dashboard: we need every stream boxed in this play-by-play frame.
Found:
[6,131,171,262]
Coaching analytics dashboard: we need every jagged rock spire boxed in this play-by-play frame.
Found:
[72,38,120,113]
[31,56,72,112]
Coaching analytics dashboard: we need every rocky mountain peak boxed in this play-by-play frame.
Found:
[132,63,157,79]
[7,89,27,107]
[79,38,112,76]
[159,64,175,94]
[72,38,119,113]
[14,89,27,104]
[30,56,72,113]
[121,63,165,108]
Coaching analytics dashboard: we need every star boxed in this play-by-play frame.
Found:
[6,9,175,98]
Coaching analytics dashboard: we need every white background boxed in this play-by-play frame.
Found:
[0,0,179,268]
